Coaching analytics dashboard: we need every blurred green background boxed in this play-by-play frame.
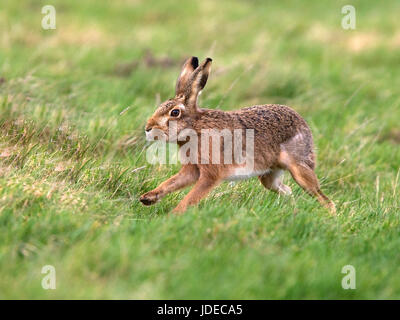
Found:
[0,0,399,299]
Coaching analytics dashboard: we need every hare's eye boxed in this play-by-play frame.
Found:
[170,109,180,117]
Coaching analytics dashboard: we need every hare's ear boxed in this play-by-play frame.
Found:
[184,58,212,109]
[175,56,199,97]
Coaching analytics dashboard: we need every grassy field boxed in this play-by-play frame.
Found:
[0,0,399,299]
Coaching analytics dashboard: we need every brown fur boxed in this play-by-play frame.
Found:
[140,56,335,214]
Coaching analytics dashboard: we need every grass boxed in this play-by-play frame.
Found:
[0,0,399,299]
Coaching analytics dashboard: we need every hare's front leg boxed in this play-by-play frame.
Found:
[172,173,219,214]
[140,165,199,206]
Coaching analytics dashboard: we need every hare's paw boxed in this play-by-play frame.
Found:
[140,191,159,206]
[278,184,292,195]
[327,201,336,215]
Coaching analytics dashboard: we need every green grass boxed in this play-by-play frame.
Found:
[0,0,399,299]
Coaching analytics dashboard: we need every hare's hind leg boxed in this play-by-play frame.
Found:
[258,169,292,195]
[286,162,336,214]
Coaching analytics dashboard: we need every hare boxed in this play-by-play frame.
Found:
[140,56,335,214]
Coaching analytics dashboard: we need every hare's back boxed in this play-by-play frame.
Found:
[234,104,313,147]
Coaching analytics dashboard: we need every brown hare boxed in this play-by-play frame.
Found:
[140,56,335,214]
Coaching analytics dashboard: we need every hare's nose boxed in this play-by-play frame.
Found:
[145,126,152,132]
